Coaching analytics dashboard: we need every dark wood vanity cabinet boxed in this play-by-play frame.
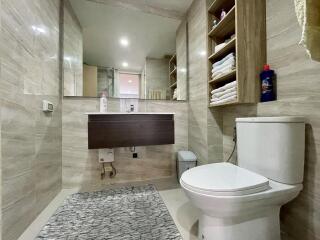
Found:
[88,114,175,149]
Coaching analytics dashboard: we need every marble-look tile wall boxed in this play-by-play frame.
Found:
[0,1,62,240]
[187,0,209,165]
[144,58,170,100]
[0,114,1,240]
[0,126,1,240]
[176,20,188,101]
[63,0,83,96]
[97,67,114,97]
[62,98,188,189]
[187,0,223,165]
[222,0,320,239]
[0,101,1,240]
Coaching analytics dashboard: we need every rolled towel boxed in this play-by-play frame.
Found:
[211,81,237,94]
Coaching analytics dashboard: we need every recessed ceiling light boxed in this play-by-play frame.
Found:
[122,62,128,67]
[120,37,129,47]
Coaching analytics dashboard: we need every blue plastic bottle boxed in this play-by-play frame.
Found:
[260,64,275,102]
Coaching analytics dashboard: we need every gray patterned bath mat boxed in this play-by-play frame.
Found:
[36,185,182,240]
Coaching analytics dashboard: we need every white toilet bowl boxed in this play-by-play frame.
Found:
[180,163,302,240]
[181,117,305,240]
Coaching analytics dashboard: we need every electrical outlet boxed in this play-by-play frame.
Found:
[133,153,138,158]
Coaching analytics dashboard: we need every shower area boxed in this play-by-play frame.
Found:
[97,67,117,97]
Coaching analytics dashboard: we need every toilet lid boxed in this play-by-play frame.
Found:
[180,162,269,196]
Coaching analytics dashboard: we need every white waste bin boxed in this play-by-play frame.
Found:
[177,151,197,180]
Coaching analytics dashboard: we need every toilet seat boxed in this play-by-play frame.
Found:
[180,162,269,196]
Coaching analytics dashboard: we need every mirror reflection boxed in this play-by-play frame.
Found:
[63,0,188,101]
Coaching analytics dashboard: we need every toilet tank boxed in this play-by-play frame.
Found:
[236,117,305,184]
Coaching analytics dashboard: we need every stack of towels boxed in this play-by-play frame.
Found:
[210,80,237,105]
[211,53,235,80]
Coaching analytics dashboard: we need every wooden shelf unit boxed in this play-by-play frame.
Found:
[169,55,177,74]
[169,81,177,88]
[207,0,266,107]
[208,6,235,39]
[209,99,238,107]
[208,37,236,62]
[169,54,177,100]
[169,67,177,76]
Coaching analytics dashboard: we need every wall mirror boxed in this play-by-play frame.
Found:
[63,0,190,101]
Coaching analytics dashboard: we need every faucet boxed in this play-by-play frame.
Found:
[127,104,134,113]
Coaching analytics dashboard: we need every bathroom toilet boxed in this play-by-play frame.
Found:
[181,117,305,240]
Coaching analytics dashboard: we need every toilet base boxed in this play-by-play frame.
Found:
[198,207,281,240]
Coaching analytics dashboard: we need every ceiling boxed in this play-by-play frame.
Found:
[69,0,193,72]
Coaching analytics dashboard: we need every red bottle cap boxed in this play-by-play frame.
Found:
[263,64,270,71]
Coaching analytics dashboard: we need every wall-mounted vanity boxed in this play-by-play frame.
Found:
[86,113,175,149]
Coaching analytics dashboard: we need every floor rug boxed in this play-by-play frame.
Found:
[36,185,182,240]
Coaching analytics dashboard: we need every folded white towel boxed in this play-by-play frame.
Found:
[212,87,237,98]
[215,43,227,53]
[212,62,235,74]
[210,95,237,105]
[211,90,237,101]
[211,81,237,94]
[213,55,235,67]
[212,71,233,80]
[212,58,235,72]
[212,53,234,68]
[212,67,235,79]
[212,56,234,69]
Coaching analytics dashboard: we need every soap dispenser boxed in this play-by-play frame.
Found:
[100,91,108,113]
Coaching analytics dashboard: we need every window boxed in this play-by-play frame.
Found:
[119,73,140,98]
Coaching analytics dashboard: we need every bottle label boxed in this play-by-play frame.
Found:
[261,77,272,94]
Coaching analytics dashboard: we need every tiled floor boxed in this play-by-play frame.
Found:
[159,189,199,240]
[18,180,199,240]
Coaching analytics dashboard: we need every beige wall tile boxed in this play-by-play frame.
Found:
[144,58,170,100]
[0,0,62,239]
[63,0,83,97]
[187,0,223,165]
[220,0,320,239]
[176,20,188,100]
[62,98,188,189]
